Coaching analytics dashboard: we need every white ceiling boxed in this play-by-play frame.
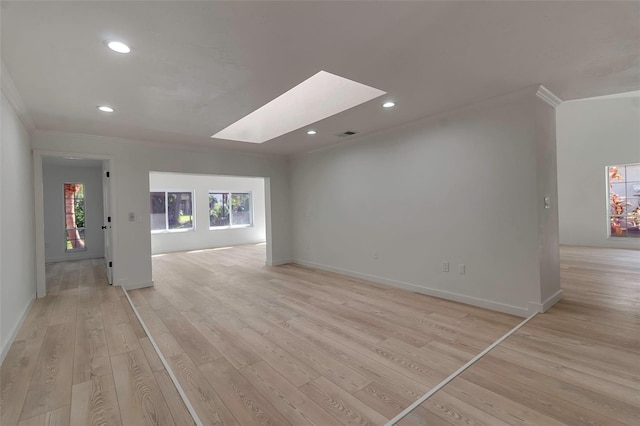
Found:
[2,1,639,156]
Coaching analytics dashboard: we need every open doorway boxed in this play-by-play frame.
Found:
[34,152,115,297]
[148,172,268,281]
[42,157,104,262]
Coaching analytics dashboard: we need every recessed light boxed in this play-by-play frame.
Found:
[382,101,396,108]
[306,129,317,135]
[97,105,115,113]
[107,41,131,54]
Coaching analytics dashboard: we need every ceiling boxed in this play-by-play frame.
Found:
[2,1,639,156]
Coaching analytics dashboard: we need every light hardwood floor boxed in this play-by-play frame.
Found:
[399,245,640,425]
[3,245,638,425]
[131,245,522,425]
[0,259,193,426]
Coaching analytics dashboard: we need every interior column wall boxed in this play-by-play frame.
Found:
[290,88,558,316]
[534,95,562,308]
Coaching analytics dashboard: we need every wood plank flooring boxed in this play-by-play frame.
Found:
[4,244,637,425]
[399,245,640,425]
[0,259,193,426]
[130,244,521,425]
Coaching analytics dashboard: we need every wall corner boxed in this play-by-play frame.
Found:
[536,84,563,108]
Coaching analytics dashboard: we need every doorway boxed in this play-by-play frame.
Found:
[34,152,115,297]
[148,172,268,281]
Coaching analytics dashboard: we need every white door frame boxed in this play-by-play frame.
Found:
[102,160,114,284]
[263,177,274,266]
[33,150,117,298]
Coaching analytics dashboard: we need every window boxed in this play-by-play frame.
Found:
[209,192,252,228]
[150,192,166,231]
[65,183,86,251]
[231,193,252,226]
[150,191,194,232]
[608,163,640,238]
[209,193,230,227]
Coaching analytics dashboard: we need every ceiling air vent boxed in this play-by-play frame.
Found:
[336,131,358,138]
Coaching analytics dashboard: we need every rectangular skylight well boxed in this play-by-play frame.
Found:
[211,70,386,143]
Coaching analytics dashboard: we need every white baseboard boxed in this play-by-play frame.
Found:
[528,289,564,314]
[1,293,36,365]
[115,279,154,291]
[45,254,104,263]
[266,258,293,266]
[152,240,268,256]
[292,259,530,317]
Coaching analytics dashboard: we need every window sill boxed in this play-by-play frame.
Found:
[209,225,253,231]
[65,248,87,253]
[151,228,195,234]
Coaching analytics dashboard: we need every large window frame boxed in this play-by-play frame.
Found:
[607,163,640,239]
[64,182,86,252]
[150,190,195,233]
[208,191,253,230]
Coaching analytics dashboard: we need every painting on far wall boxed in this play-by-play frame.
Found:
[608,163,640,238]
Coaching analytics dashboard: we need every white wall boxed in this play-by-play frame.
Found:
[1,92,36,361]
[557,95,640,249]
[534,98,562,306]
[290,87,561,316]
[32,131,292,290]
[43,163,104,262]
[150,172,266,254]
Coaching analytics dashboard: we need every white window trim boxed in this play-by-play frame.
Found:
[150,189,196,234]
[208,190,253,230]
[606,166,614,239]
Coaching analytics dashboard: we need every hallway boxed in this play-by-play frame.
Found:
[0,259,192,425]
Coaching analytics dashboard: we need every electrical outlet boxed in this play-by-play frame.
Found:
[373,250,379,260]
[442,261,449,272]
[458,264,465,274]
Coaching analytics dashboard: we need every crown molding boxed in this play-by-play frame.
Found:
[32,128,287,161]
[564,89,640,103]
[536,85,562,108]
[1,61,36,132]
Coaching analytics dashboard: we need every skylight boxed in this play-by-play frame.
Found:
[211,71,386,143]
